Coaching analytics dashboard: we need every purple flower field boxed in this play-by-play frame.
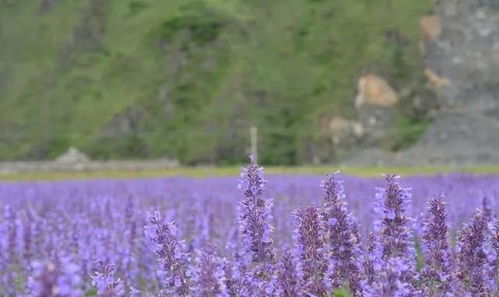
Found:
[1,160,498,296]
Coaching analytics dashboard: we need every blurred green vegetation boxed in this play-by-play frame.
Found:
[390,116,431,151]
[0,0,432,164]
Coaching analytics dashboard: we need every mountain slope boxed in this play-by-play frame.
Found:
[0,0,431,164]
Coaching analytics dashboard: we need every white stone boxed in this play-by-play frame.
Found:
[55,147,90,163]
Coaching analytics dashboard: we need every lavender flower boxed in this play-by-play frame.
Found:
[189,247,228,297]
[455,210,492,295]
[363,232,381,286]
[274,249,302,297]
[223,242,257,297]
[375,175,417,271]
[238,155,266,199]
[481,195,494,221]
[369,175,418,295]
[365,257,419,297]
[145,211,190,296]
[193,210,211,249]
[420,195,455,296]
[23,211,34,267]
[237,156,275,296]
[3,162,499,296]
[222,259,241,297]
[92,261,125,297]
[0,205,17,264]
[489,220,499,292]
[293,206,328,296]
[27,257,82,297]
[123,198,138,283]
[237,155,275,264]
[0,205,17,296]
[320,172,364,295]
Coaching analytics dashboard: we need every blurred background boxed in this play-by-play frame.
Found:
[1,0,499,173]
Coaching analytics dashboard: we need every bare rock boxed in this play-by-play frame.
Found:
[424,0,499,110]
[355,74,399,108]
[342,1,499,166]
[424,68,451,88]
[354,74,399,146]
[328,117,363,145]
[420,15,441,41]
[56,147,90,163]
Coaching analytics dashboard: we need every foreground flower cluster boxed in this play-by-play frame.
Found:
[0,160,498,296]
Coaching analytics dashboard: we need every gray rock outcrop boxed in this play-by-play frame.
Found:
[410,0,499,165]
[355,74,399,146]
[346,0,499,166]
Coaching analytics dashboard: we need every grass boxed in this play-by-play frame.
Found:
[2,165,499,182]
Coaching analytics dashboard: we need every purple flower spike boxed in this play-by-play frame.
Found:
[481,195,495,221]
[367,257,418,297]
[145,211,190,297]
[489,220,499,293]
[320,172,364,295]
[367,175,419,296]
[238,154,267,199]
[455,210,493,295]
[222,259,241,297]
[274,249,301,297]
[237,156,275,296]
[237,155,275,264]
[92,260,125,297]
[1,205,17,295]
[27,257,82,297]
[420,195,455,296]
[189,247,228,297]
[376,175,417,272]
[363,232,381,286]
[293,206,328,296]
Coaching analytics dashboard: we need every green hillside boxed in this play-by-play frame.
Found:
[0,0,432,164]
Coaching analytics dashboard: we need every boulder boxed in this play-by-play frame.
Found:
[354,74,399,146]
[56,147,90,163]
[420,15,441,41]
[328,117,363,145]
[355,74,399,108]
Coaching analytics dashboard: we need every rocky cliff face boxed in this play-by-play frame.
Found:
[405,0,499,165]
[426,0,499,110]
[346,0,499,166]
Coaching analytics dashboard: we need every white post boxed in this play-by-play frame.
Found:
[250,125,258,162]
